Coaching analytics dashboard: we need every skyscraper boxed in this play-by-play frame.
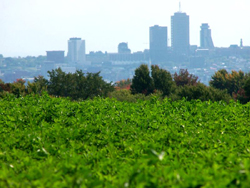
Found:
[67,38,86,65]
[149,25,168,63]
[171,12,190,55]
[200,23,214,49]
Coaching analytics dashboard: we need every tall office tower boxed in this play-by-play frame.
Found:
[171,12,190,55]
[46,51,65,64]
[149,25,168,63]
[200,23,214,49]
[67,38,86,65]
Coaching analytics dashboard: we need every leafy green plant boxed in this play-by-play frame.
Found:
[1,95,250,187]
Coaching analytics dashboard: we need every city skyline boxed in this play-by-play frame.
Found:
[1,0,249,57]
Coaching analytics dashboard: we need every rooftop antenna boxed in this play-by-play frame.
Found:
[179,1,182,12]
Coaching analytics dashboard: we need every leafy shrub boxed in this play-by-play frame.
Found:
[169,83,232,103]
[109,89,163,102]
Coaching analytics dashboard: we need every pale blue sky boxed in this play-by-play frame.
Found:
[1,0,249,57]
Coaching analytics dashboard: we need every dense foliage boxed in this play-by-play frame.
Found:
[151,65,174,96]
[209,69,250,103]
[115,79,132,90]
[129,65,235,103]
[130,64,154,95]
[130,64,173,96]
[173,69,199,87]
[108,89,163,103]
[1,67,250,103]
[169,83,232,103]
[47,68,114,100]
[0,68,114,100]
[1,94,250,187]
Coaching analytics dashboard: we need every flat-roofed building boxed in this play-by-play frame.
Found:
[46,51,64,64]
[149,25,168,63]
[67,37,86,65]
[171,12,190,55]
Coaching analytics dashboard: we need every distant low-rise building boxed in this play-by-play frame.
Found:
[118,43,131,54]
[215,45,250,57]
[46,51,65,64]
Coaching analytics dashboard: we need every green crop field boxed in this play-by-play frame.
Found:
[1,94,250,187]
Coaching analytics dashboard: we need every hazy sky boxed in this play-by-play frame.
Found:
[1,0,249,57]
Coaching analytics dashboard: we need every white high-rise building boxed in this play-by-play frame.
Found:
[67,38,86,65]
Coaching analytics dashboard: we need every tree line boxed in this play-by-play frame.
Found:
[0,68,114,100]
[126,64,250,103]
[1,65,250,104]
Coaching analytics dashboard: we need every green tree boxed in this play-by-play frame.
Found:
[209,69,228,91]
[130,64,154,95]
[236,76,250,104]
[47,68,114,100]
[47,68,69,97]
[76,71,114,100]
[27,75,48,94]
[151,65,174,96]
[243,77,250,97]
[210,69,246,96]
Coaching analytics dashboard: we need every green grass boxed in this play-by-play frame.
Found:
[1,94,250,187]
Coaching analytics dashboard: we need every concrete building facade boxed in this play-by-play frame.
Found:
[200,23,214,49]
[118,43,131,54]
[46,51,65,64]
[67,38,86,65]
[149,25,168,63]
[171,12,190,55]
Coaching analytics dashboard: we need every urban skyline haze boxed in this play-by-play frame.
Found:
[1,0,249,57]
